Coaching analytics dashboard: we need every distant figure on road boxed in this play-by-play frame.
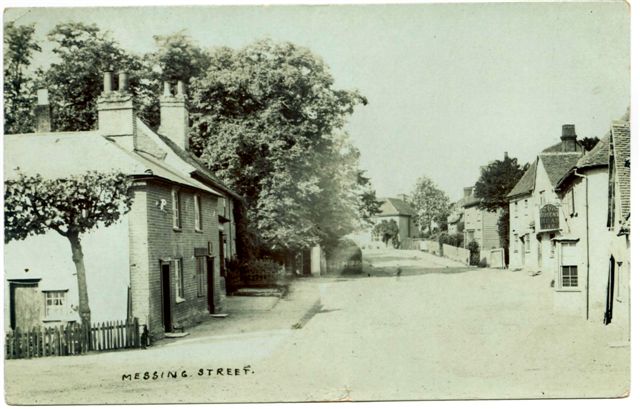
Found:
[396,266,402,279]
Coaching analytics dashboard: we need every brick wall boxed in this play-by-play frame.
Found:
[129,179,224,340]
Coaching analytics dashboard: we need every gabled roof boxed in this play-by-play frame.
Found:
[539,153,582,187]
[507,160,537,198]
[611,121,630,219]
[3,131,220,196]
[378,197,416,216]
[576,135,609,169]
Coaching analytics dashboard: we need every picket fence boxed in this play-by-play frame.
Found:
[5,318,145,360]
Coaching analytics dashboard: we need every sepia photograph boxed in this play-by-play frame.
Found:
[1,0,632,404]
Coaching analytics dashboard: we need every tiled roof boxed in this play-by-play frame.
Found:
[611,121,630,219]
[507,160,537,198]
[576,135,609,169]
[4,128,221,197]
[378,198,416,216]
[539,153,582,187]
[155,132,243,201]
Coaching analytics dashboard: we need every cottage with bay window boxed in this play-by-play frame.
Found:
[4,72,242,341]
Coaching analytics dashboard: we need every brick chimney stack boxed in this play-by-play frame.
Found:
[34,89,51,133]
[97,71,136,150]
[463,187,473,199]
[158,80,189,150]
[560,124,578,152]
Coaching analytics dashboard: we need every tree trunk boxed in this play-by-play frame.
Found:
[67,232,91,327]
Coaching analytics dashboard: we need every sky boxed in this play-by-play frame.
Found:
[4,1,630,201]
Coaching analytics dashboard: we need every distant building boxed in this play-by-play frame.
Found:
[507,124,584,275]
[462,187,500,251]
[371,197,420,243]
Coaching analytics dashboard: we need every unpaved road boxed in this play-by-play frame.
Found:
[4,249,629,403]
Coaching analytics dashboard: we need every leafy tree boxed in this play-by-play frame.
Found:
[410,176,450,235]
[372,219,399,248]
[37,22,146,131]
[4,171,133,326]
[4,22,41,134]
[190,39,368,255]
[137,31,213,129]
[150,31,211,82]
[579,137,600,152]
[473,154,527,264]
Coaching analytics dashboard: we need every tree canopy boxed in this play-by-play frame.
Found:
[3,21,41,134]
[190,39,371,254]
[37,22,144,131]
[410,176,449,235]
[473,155,527,212]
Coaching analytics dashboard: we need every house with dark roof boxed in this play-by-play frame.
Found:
[461,187,500,253]
[4,72,242,341]
[506,124,584,275]
[371,197,420,243]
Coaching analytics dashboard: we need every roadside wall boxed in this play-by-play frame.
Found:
[442,244,470,265]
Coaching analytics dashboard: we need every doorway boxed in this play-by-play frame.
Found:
[160,263,172,332]
[206,257,215,313]
[604,256,615,325]
[9,280,41,330]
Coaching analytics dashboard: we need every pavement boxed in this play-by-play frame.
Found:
[3,248,629,404]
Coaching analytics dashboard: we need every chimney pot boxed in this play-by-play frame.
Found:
[560,124,578,152]
[504,151,508,160]
[163,81,172,96]
[103,71,114,94]
[118,71,129,92]
[562,124,576,138]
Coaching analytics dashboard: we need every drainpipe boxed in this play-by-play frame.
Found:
[574,169,589,320]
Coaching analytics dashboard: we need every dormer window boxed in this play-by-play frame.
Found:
[172,189,182,229]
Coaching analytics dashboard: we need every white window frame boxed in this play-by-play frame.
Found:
[513,233,519,253]
[174,258,185,302]
[44,290,67,319]
[514,201,518,218]
[525,234,530,253]
[172,189,182,230]
[194,194,202,232]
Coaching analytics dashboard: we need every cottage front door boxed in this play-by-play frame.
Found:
[160,263,172,333]
[9,281,41,330]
